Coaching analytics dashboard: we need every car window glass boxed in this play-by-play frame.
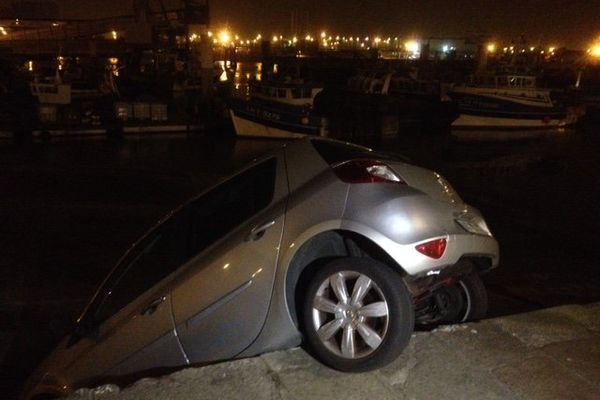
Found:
[186,157,276,257]
[93,158,277,324]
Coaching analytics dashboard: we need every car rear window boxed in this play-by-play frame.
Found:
[311,139,409,165]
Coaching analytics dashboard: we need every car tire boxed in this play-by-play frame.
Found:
[301,257,414,372]
[438,270,488,324]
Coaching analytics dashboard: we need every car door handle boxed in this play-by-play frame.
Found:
[246,220,276,241]
[141,296,166,316]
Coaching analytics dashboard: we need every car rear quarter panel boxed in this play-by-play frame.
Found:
[343,184,461,245]
[343,183,498,275]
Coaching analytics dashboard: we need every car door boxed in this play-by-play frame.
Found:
[63,210,195,387]
[170,154,287,363]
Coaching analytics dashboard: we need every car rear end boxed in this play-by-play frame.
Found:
[310,138,499,278]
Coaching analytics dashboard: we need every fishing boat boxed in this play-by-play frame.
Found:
[228,79,327,139]
[346,70,458,130]
[448,74,579,129]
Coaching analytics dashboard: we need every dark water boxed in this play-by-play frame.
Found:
[1,125,599,397]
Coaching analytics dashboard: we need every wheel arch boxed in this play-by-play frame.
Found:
[284,229,408,327]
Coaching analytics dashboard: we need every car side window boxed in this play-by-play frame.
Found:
[93,158,277,324]
[186,158,276,256]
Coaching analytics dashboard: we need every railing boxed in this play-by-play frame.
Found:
[0,16,136,43]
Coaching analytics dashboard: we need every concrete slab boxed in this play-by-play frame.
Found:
[262,347,400,400]
[379,331,514,400]
[274,366,399,400]
[491,306,594,347]
[550,303,600,332]
[583,302,600,331]
[494,356,600,400]
[425,320,529,370]
[260,347,316,373]
[378,333,427,388]
[540,337,600,389]
[80,358,285,400]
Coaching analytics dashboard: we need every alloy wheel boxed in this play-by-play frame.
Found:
[310,270,389,359]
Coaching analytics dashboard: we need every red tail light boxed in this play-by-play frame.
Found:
[415,238,447,259]
[333,160,405,184]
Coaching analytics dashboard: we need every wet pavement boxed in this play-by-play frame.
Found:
[2,125,600,398]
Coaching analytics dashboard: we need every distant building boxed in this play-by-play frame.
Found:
[425,38,479,59]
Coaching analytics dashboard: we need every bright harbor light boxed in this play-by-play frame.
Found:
[218,30,231,45]
[405,40,419,53]
[193,28,585,60]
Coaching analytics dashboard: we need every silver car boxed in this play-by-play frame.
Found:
[23,138,498,399]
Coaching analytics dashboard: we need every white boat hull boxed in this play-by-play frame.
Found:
[230,110,307,139]
[452,114,573,129]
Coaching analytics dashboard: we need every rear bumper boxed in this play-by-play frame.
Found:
[384,232,499,277]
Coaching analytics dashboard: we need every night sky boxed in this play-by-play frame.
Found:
[49,0,600,49]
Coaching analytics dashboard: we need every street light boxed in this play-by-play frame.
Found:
[405,40,419,53]
[218,30,231,45]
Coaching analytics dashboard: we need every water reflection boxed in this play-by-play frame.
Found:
[450,128,575,143]
[222,61,262,99]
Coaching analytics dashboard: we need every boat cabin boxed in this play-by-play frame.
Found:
[30,83,72,105]
[469,74,538,89]
[252,82,322,106]
[495,75,537,88]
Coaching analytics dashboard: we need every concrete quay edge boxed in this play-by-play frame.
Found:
[65,302,600,400]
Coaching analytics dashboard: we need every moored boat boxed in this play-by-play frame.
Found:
[228,79,327,139]
[449,74,579,129]
[347,70,458,129]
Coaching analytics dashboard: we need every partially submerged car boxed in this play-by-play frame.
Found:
[23,137,498,399]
